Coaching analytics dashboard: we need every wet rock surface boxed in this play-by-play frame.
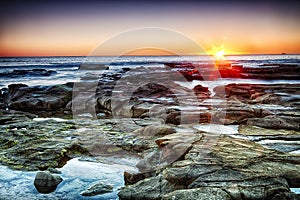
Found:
[239,125,300,153]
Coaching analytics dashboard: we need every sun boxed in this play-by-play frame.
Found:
[215,49,225,60]
[207,45,227,61]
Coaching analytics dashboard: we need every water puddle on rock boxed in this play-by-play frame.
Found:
[291,188,300,194]
[193,124,239,135]
[0,157,138,200]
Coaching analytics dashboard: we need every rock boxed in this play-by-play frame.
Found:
[212,106,268,124]
[132,83,174,99]
[193,85,210,99]
[80,63,108,70]
[214,83,255,99]
[0,103,5,109]
[238,125,300,152]
[247,115,300,130]
[0,69,56,78]
[4,84,29,102]
[0,114,85,171]
[214,83,300,104]
[162,187,231,200]
[80,181,113,196]
[124,171,155,185]
[118,175,178,200]
[189,175,291,200]
[0,110,32,125]
[134,125,176,137]
[72,93,99,118]
[241,64,300,80]
[132,102,158,118]
[155,131,201,148]
[193,85,209,93]
[97,96,112,111]
[47,168,62,174]
[136,131,202,172]
[209,136,300,188]
[121,125,176,154]
[250,93,282,104]
[165,62,204,81]
[271,192,300,200]
[165,109,181,125]
[119,134,300,200]
[163,162,222,187]
[34,171,63,193]
[239,125,300,136]
[3,83,72,116]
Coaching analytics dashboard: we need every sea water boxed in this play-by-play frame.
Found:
[0,55,299,88]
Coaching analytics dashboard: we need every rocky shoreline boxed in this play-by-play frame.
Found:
[0,63,299,199]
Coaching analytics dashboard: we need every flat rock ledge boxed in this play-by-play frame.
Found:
[118,135,300,200]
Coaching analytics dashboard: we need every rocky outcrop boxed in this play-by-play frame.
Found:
[1,62,300,199]
[247,115,300,130]
[165,63,300,80]
[214,83,300,105]
[118,135,300,200]
[118,175,179,200]
[0,111,88,171]
[240,64,300,80]
[239,125,300,153]
[2,83,73,117]
[0,69,56,78]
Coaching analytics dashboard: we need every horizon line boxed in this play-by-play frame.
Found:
[1,53,300,58]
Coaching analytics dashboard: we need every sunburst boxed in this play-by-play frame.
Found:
[207,45,227,61]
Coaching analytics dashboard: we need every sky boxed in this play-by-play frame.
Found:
[0,0,300,56]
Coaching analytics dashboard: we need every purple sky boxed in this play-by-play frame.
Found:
[1,0,300,56]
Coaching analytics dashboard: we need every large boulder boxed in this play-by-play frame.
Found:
[3,83,73,116]
[34,171,63,193]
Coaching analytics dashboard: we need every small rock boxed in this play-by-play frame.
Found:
[34,171,63,194]
[80,181,113,196]
[124,171,155,185]
[47,167,62,174]
[134,125,176,136]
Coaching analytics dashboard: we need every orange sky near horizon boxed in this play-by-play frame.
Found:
[1,1,300,56]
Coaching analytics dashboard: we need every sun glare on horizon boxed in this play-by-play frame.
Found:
[208,45,228,61]
[214,49,225,60]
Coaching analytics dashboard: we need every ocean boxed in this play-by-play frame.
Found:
[0,55,300,88]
